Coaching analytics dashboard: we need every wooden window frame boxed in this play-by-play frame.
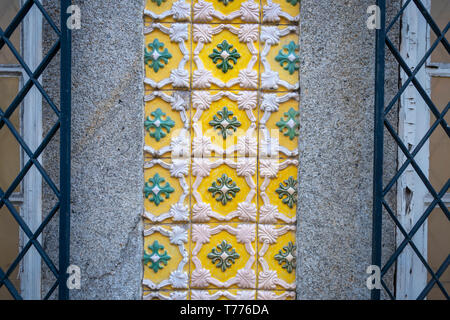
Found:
[397,0,449,299]
[0,0,42,299]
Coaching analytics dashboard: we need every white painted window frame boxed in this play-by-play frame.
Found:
[0,0,42,299]
[397,0,449,299]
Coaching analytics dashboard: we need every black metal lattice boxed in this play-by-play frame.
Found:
[372,0,449,300]
[0,0,71,300]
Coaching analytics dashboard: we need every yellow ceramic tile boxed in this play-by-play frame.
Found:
[143,224,190,290]
[190,223,257,289]
[143,290,189,300]
[261,0,300,25]
[191,159,257,222]
[191,90,258,158]
[193,0,260,24]
[190,289,256,300]
[144,0,191,23]
[257,290,296,300]
[144,91,190,158]
[260,25,299,91]
[144,23,190,90]
[193,24,259,90]
[143,159,190,223]
[258,158,298,224]
[259,92,299,158]
[257,224,296,290]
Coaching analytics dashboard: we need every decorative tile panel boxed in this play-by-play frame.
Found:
[143,224,190,290]
[192,90,257,158]
[142,0,300,301]
[191,158,257,222]
[193,0,260,24]
[257,224,296,290]
[190,223,257,289]
[143,159,190,223]
[144,91,190,158]
[192,24,259,90]
[259,92,299,158]
[144,23,190,90]
[260,25,299,91]
[258,158,298,224]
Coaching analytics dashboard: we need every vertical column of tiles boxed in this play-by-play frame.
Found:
[189,0,261,301]
[257,0,300,300]
[143,0,193,300]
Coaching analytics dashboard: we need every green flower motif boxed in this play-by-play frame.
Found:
[286,0,299,6]
[144,173,175,206]
[275,176,297,209]
[274,241,296,273]
[208,174,240,205]
[151,0,167,6]
[143,240,171,273]
[207,240,240,272]
[209,106,241,139]
[218,0,234,5]
[276,107,299,140]
[145,39,172,72]
[275,41,300,75]
[209,40,241,73]
[144,108,175,142]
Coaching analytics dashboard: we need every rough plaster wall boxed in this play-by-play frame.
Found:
[42,1,144,299]
[296,0,399,299]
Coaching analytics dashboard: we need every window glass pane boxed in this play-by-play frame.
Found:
[0,206,20,299]
[429,77,450,190]
[0,76,21,193]
[430,0,450,63]
[0,0,21,64]
[427,76,450,300]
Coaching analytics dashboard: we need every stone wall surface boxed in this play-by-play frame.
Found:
[42,1,144,299]
[296,0,399,299]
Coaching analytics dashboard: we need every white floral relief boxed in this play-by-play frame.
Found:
[144,23,190,89]
[191,224,257,289]
[193,24,258,89]
[143,159,190,223]
[258,225,296,290]
[193,0,259,23]
[263,0,300,23]
[143,225,189,290]
[192,90,257,157]
[191,158,257,222]
[191,290,256,300]
[143,290,188,300]
[260,25,299,90]
[144,0,191,21]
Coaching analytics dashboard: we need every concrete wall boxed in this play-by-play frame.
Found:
[41,0,399,299]
[296,0,399,299]
[42,1,144,299]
